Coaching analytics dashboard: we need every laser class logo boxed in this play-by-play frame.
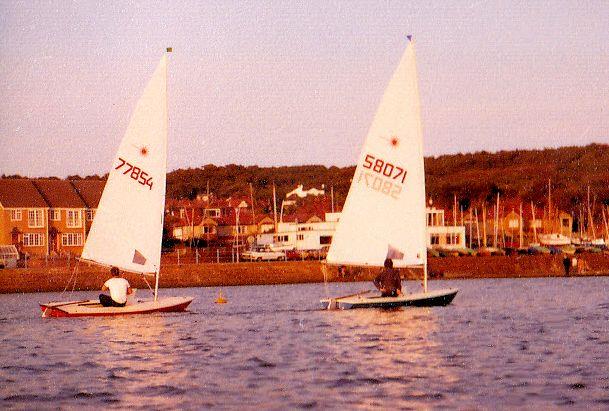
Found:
[379,135,400,148]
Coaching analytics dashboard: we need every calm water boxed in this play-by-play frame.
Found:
[2,277,609,409]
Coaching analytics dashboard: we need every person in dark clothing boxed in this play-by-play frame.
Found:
[373,258,403,297]
[563,255,571,276]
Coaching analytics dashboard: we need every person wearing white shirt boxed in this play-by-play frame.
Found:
[99,266,132,307]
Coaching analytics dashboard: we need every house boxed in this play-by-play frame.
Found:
[0,178,105,256]
[254,206,466,252]
[0,179,49,255]
[173,216,219,244]
[167,197,277,247]
[256,213,337,251]
[426,207,466,250]
[71,179,105,232]
[32,179,88,255]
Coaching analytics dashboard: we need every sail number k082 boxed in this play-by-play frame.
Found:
[359,153,407,199]
[115,157,153,190]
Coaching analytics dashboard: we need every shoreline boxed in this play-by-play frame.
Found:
[1,254,608,294]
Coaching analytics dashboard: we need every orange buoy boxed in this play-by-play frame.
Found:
[215,290,227,304]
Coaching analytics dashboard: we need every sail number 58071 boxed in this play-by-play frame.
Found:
[115,157,153,190]
[359,153,407,200]
[363,154,407,184]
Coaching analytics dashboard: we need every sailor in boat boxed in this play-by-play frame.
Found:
[373,258,403,297]
[99,267,133,307]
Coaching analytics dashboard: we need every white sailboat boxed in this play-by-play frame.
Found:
[321,37,457,310]
[41,51,193,317]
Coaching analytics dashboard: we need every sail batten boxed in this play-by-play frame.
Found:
[81,56,168,274]
[327,39,427,268]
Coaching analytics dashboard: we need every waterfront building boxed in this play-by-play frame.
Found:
[254,207,466,252]
[0,179,103,256]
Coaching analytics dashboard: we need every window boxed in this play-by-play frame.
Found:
[10,210,22,221]
[61,233,83,247]
[427,211,444,227]
[320,235,332,245]
[28,209,44,228]
[430,234,440,245]
[50,209,61,221]
[297,234,304,241]
[274,235,289,243]
[86,209,95,221]
[66,210,82,228]
[508,219,519,229]
[180,208,186,218]
[23,233,45,247]
[173,228,183,239]
[446,234,460,245]
[562,218,570,228]
[236,226,246,234]
[205,209,220,218]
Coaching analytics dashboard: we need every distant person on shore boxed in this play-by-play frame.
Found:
[373,258,402,297]
[100,266,132,307]
[562,255,571,276]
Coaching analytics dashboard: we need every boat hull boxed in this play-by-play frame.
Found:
[40,296,193,318]
[321,288,457,310]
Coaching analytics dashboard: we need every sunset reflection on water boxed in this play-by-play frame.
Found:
[3,279,609,409]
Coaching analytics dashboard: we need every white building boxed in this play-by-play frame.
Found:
[255,208,466,251]
[426,207,466,250]
[257,214,337,251]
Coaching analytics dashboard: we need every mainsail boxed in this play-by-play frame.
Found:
[326,38,427,268]
[81,55,168,275]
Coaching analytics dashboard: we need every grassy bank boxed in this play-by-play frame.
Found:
[1,254,609,294]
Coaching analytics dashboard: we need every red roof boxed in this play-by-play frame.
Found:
[32,179,85,208]
[0,179,47,208]
[71,180,106,208]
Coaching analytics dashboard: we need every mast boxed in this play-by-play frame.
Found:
[249,182,256,227]
[482,204,487,247]
[155,47,171,302]
[272,183,278,232]
[468,207,473,249]
[531,201,538,243]
[604,206,609,241]
[519,202,523,248]
[548,178,552,232]
[474,207,480,248]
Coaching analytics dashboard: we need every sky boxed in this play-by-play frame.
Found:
[1,0,608,177]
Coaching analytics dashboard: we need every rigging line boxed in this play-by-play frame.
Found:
[71,263,80,294]
[321,262,330,297]
[142,273,154,296]
[60,261,79,297]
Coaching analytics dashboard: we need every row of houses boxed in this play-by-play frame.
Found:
[1,177,590,257]
[167,196,468,251]
[0,179,104,256]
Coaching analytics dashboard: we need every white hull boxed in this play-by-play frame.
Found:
[538,234,571,246]
[321,288,457,310]
[40,296,193,318]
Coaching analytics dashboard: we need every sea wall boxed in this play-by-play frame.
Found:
[1,254,609,294]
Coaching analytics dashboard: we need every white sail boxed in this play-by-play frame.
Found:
[81,55,168,274]
[327,38,427,268]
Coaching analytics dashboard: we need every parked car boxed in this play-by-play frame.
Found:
[285,249,302,261]
[527,246,551,255]
[241,246,286,261]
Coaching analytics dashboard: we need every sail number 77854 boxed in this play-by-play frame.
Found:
[358,153,407,199]
[114,157,154,190]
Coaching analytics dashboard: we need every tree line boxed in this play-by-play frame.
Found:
[4,143,609,213]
